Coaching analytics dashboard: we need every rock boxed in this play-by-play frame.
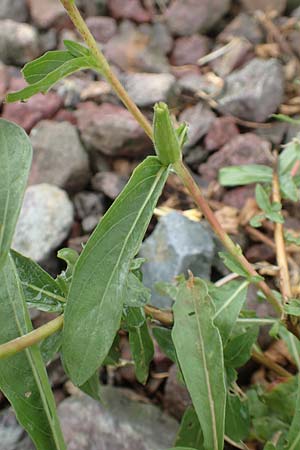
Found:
[286,117,300,143]
[178,72,220,97]
[179,102,216,148]
[199,133,273,181]
[223,186,255,209]
[170,35,211,66]
[104,21,172,73]
[164,365,191,420]
[76,0,106,16]
[12,184,74,262]
[29,121,90,193]
[108,0,152,23]
[92,172,127,199]
[288,30,300,59]
[86,16,117,43]
[0,409,34,450]
[184,146,210,169]
[204,117,239,151]
[255,121,288,146]
[27,0,67,29]
[58,386,178,450]
[211,38,254,77]
[3,79,63,132]
[217,58,284,122]
[122,73,177,107]
[164,0,231,35]
[240,0,287,14]
[0,20,39,66]
[76,102,152,157]
[140,212,215,308]
[218,13,264,45]
[0,0,28,22]
[74,191,105,220]
[0,63,9,102]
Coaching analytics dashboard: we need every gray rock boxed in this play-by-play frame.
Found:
[86,16,117,43]
[140,212,215,308]
[74,191,105,220]
[0,409,33,450]
[27,0,66,29]
[122,73,177,107]
[164,0,231,35]
[179,102,216,148]
[92,172,127,199]
[286,117,300,143]
[217,58,284,122]
[0,0,28,22]
[12,184,74,262]
[76,102,152,157]
[29,121,90,193]
[171,35,211,66]
[255,121,288,146]
[218,13,264,45]
[104,21,171,73]
[58,386,178,450]
[0,20,40,65]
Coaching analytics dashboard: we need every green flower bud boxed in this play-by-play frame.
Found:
[153,102,182,166]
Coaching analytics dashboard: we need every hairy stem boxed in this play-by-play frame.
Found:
[59,0,153,140]
[173,159,283,315]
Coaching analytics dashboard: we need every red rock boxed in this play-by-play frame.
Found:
[54,109,77,125]
[170,35,211,66]
[2,92,63,132]
[86,16,117,43]
[27,0,68,29]
[76,102,152,157]
[199,133,273,181]
[204,117,239,151]
[0,63,9,102]
[223,185,255,210]
[108,0,152,23]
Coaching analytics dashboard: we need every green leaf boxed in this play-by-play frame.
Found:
[284,231,300,246]
[123,272,151,307]
[279,326,300,370]
[279,139,300,175]
[11,250,65,313]
[284,299,300,316]
[40,330,62,364]
[79,370,102,402]
[280,173,298,202]
[273,114,300,125]
[0,119,32,266]
[127,308,154,384]
[219,165,273,186]
[250,213,266,228]
[219,251,263,282]
[172,277,226,450]
[0,254,66,450]
[56,247,79,295]
[63,39,92,58]
[152,326,176,362]
[63,156,169,385]
[224,326,258,368]
[263,443,277,450]
[286,376,300,450]
[175,406,204,450]
[167,448,197,450]
[22,50,74,84]
[7,56,95,102]
[225,393,250,442]
[209,280,248,344]
[255,184,272,212]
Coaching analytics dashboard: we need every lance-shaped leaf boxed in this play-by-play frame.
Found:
[209,280,248,344]
[0,254,66,450]
[175,406,204,450]
[172,277,226,450]
[0,119,32,266]
[219,165,273,187]
[11,249,65,312]
[126,307,154,385]
[225,393,250,442]
[63,156,169,385]
[6,41,97,103]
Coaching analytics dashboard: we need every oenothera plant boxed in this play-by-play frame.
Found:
[1,1,300,449]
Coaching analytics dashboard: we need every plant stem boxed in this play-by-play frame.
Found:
[173,159,283,315]
[272,169,292,301]
[59,0,153,141]
[0,315,64,360]
[251,347,292,378]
